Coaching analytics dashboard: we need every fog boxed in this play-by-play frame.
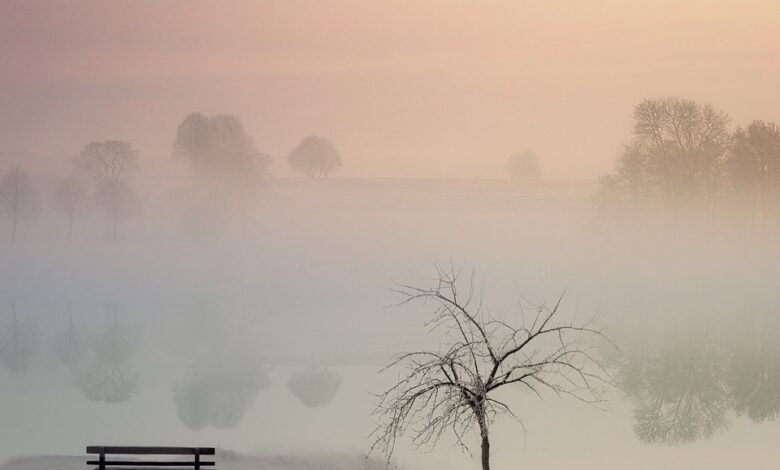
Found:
[2,2,780,470]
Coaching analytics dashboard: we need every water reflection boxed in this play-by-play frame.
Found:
[287,365,342,408]
[52,304,85,368]
[173,348,271,430]
[0,303,38,376]
[74,304,139,403]
[615,313,780,444]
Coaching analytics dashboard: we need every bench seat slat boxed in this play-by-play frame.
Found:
[87,462,214,467]
[92,468,220,470]
[86,447,215,456]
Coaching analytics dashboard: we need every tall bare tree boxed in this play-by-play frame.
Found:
[371,266,613,470]
[602,97,731,217]
[0,167,36,242]
[74,140,139,241]
[54,176,87,240]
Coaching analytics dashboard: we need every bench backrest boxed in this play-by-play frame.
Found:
[86,447,216,470]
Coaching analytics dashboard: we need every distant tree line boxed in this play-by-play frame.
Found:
[0,112,343,243]
[600,97,780,228]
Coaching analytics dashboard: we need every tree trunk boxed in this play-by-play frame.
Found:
[11,217,17,243]
[481,429,491,470]
[477,411,491,470]
[68,217,73,241]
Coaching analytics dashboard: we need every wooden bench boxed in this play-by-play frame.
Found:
[86,447,216,470]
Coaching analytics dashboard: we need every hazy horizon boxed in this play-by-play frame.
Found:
[2,0,779,179]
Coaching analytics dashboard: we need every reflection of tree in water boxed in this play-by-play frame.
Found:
[0,303,38,376]
[619,334,729,444]
[76,362,136,403]
[287,365,341,407]
[615,313,780,445]
[173,352,270,430]
[53,304,85,368]
[726,316,780,423]
[74,305,139,403]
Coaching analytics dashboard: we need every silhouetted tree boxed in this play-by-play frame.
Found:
[173,112,271,187]
[0,303,38,376]
[74,140,139,184]
[74,140,139,241]
[371,265,613,470]
[54,176,87,240]
[73,140,138,183]
[0,167,36,242]
[601,97,731,215]
[287,365,342,407]
[727,120,780,225]
[287,136,342,178]
[506,150,541,180]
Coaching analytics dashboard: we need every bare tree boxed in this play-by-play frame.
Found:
[371,265,613,470]
[636,98,731,203]
[0,167,36,242]
[601,97,731,217]
[727,120,780,226]
[74,140,139,184]
[506,150,541,180]
[288,136,342,178]
[73,140,139,240]
[54,176,87,240]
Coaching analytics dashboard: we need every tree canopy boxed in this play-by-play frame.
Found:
[287,136,342,178]
[173,112,271,186]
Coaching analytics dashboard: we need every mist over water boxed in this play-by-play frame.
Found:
[2,2,780,469]
[1,175,778,469]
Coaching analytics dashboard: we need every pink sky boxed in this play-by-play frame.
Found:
[1,0,779,178]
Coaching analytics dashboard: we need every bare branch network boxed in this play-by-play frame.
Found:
[370,265,615,469]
